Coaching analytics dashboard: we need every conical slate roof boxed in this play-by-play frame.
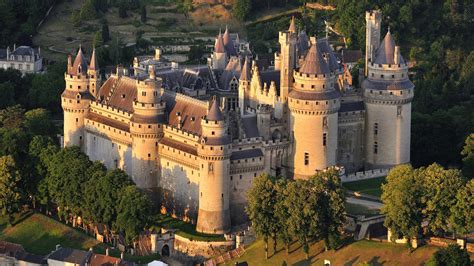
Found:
[223,26,231,46]
[223,26,237,56]
[288,16,296,33]
[214,33,225,54]
[240,57,251,81]
[207,98,224,121]
[373,30,405,65]
[89,48,98,70]
[70,46,88,75]
[298,30,309,54]
[299,42,330,75]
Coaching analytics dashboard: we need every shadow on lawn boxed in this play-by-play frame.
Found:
[344,256,360,266]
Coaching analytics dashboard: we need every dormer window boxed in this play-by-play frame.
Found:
[122,94,126,98]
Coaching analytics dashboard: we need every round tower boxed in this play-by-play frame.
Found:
[130,67,166,189]
[362,30,414,169]
[196,98,232,234]
[288,38,341,179]
[62,47,93,148]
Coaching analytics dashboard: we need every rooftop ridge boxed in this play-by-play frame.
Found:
[161,88,208,108]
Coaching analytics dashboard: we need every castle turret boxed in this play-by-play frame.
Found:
[365,10,382,76]
[62,46,93,148]
[87,48,101,98]
[238,57,251,115]
[288,38,341,179]
[362,28,414,169]
[196,98,231,234]
[278,17,298,100]
[130,67,166,189]
[211,32,227,70]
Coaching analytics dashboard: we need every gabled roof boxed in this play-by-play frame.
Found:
[48,247,92,265]
[207,98,224,121]
[69,47,88,75]
[299,42,330,75]
[373,30,405,65]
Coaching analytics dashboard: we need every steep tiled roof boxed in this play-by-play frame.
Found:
[0,241,25,256]
[299,42,330,75]
[162,91,208,135]
[98,76,137,112]
[240,57,251,81]
[207,98,224,121]
[289,89,341,101]
[89,48,98,70]
[341,49,362,64]
[373,31,405,65]
[317,38,341,72]
[69,47,88,75]
[87,112,130,132]
[223,26,237,56]
[362,79,414,91]
[214,33,225,54]
[288,16,297,33]
[161,137,198,156]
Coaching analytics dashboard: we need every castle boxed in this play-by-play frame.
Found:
[61,10,413,234]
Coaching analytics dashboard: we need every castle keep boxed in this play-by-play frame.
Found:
[62,11,413,233]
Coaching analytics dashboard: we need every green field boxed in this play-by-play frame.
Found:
[225,238,438,265]
[0,212,98,255]
[343,177,386,197]
[345,202,380,217]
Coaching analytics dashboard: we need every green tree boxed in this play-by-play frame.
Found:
[140,5,147,23]
[93,31,104,48]
[274,178,292,254]
[0,82,15,108]
[0,155,23,224]
[187,45,205,63]
[461,134,474,178]
[24,109,56,138]
[246,174,278,259]
[381,165,424,244]
[118,2,127,18]
[101,19,110,42]
[80,0,97,20]
[116,185,151,245]
[286,179,319,259]
[233,0,251,21]
[44,147,91,222]
[0,105,25,129]
[70,10,81,27]
[450,179,474,235]
[312,169,346,250]
[420,164,465,234]
[430,244,471,266]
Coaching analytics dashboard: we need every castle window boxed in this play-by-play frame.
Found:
[211,131,215,135]
[311,85,315,89]
[402,74,405,78]
[112,143,114,147]
[392,75,395,78]
[374,123,378,135]
[304,152,309,165]
[209,162,214,173]
[323,133,327,146]
[397,106,402,117]
[148,125,151,129]
[153,91,158,96]
[222,193,224,198]
[156,142,158,147]
[78,86,81,90]
[381,74,384,78]
[371,73,374,77]
[148,153,151,158]
[70,85,72,89]
[323,84,325,89]
[240,175,242,179]
[374,142,378,154]
[210,147,213,150]
[142,91,146,96]
[76,118,79,123]
[323,117,328,127]
[230,176,233,180]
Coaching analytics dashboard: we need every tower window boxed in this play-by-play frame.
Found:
[397,106,402,116]
[374,123,378,135]
[78,86,81,89]
[374,142,378,154]
[323,117,328,127]
[381,74,384,78]
[323,133,327,146]
[142,91,146,96]
[304,152,309,165]
[148,153,151,158]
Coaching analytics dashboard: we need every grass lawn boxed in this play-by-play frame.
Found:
[225,238,439,265]
[0,212,161,263]
[343,177,386,198]
[345,202,380,217]
[152,214,225,242]
[0,212,98,255]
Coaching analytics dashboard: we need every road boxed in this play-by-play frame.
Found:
[346,196,383,209]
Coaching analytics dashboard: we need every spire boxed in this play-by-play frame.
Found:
[240,56,251,81]
[373,30,404,65]
[207,96,224,121]
[89,47,98,70]
[223,25,230,45]
[70,45,88,75]
[299,38,330,75]
[289,16,297,34]
[214,33,225,54]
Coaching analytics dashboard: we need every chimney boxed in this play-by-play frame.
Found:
[394,46,400,65]
[116,65,123,77]
[6,47,9,59]
[13,43,16,51]
[56,244,61,251]
[120,252,124,260]
[149,66,156,80]
[177,115,182,129]
[171,62,179,70]
[38,46,41,56]
[105,248,109,256]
